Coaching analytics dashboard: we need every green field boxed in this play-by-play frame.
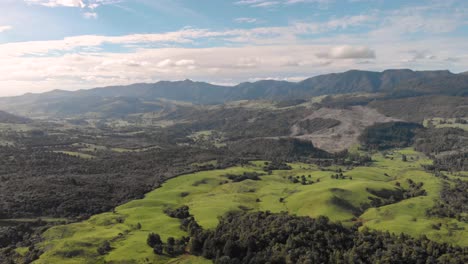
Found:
[33,148,467,263]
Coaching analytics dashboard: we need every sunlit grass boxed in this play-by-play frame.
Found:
[34,148,467,264]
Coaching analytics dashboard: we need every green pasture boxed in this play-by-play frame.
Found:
[34,148,467,263]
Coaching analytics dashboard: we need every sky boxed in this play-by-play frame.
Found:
[0,0,466,96]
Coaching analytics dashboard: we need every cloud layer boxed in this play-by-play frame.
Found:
[0,25,12,33]
[0,0,466,96]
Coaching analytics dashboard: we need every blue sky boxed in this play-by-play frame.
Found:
[0,0,466,96]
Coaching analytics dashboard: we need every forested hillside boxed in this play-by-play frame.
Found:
[0,69,467,117]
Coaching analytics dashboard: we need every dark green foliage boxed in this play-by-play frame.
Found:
[0,142,227,219]
[164,206,191,219]
[0,218,54,262]
[427,180,468,222]
[359,121,423,150]
[188,211,467,264]
[225,172,264,182]
[287,175,313,185]
[153,244,163,255]
[368,95,468,122]
[148,214,194,256]
[229,138,331,162]
[415,128,468,171]
[403,179,427,199]
[147,233,162,248]
[180,216,201,236]
[97,241,112,255]
[263,160,292,171]
[192,179,209,186]
[402,154,407,162]
[362,179,426,210]
[164,237,188,257]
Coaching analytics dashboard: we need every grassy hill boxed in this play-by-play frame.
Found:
[31,148,467,264]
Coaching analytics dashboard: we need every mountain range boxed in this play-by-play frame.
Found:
[0,69,466,117]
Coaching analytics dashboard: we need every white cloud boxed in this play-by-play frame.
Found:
[25,0,86,8]
[174,59,195,66]
[0,16,376,57]
[0,25,12,32]
[83,12,97,19]
[23,0,121,18]
[0,1,467,96]
[235,17,258,23]
[285,0,333,4]
[156,59,196,68]
[1,37,466,96]
[316,45,376,59]
[235,0,332,7]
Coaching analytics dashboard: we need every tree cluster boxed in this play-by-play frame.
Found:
[186,211,467,264]
[225,172,264,182]
[427,179,468,222]
[287,175,314,185]
[359,121,423,150]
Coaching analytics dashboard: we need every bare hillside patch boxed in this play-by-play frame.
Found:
[291,106,399,152]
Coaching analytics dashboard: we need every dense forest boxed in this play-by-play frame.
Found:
[148,211,468,264]
[427,179,468,222]
[415,127,468,171]
[359,122,423,150]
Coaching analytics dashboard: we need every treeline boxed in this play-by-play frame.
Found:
[228,138,332,162]
[0,145,228,219]
[363,179,426,210]
[0,219,50,264]
[359,121,423,150]
[415,127,468,171]
[360,122,467,172]
[225,172,264,182]
[427,179,468,222]
[148,210,467,263]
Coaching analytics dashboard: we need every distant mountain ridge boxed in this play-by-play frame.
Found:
[0,69,466,117]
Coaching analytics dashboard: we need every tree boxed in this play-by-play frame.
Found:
[153,244,163,255]
[97,240,112,255]
[147,233,162,248]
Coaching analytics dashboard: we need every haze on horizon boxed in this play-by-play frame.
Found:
[0,0,467,97]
